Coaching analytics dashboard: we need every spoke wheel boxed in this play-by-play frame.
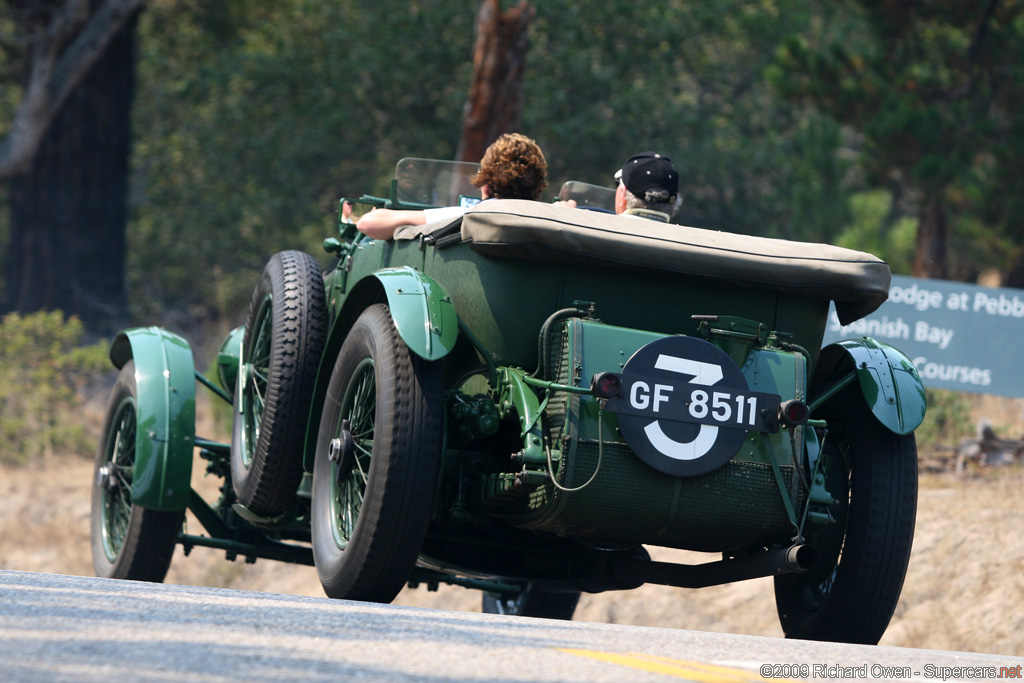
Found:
[329,358,376,550]
[90,361,181,582]
[774,397,917,644]
[232,250,327,516]
[239,295,273,471]
[482,582,580,620]
[312,304,443,602]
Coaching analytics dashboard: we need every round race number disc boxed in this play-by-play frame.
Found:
[613,335,750,476]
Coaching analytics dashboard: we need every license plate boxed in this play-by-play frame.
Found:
[606,372,781,433]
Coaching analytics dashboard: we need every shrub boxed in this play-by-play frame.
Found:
[0,311,110,464]
[914,388,974,452]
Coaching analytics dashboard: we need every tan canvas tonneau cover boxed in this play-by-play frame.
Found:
[459,199,890,325]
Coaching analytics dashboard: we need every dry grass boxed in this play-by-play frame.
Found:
[885,471,1024,652]
[2,393,1022,656]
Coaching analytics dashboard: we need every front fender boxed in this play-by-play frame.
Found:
[303,267,457,471]
[109,327,195,511]
[812,337,926,435]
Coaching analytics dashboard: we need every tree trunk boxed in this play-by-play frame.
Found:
[457,0,533,163]
[6,9,138,335]
[913,193,948,279]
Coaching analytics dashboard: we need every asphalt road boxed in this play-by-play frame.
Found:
[1,569,1020,682]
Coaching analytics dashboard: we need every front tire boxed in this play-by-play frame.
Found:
[232,250,327,516]
[311,304,443,602]
[91,361,182,582]
[774,398,917,644]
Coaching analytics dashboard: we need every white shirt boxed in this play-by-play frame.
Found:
[422,205,469,224]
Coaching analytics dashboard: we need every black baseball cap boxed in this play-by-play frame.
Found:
[615,151,678,199]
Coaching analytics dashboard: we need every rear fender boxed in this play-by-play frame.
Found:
[109,327,195,511]
[303,267,457,471]
[372,267,458,361]
[811,337,926,435]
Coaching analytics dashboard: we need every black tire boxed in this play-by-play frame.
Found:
[91,361,182,582]
[232,250,327,516]
[482,582,580,620]
[311,304,443,602]
[774,398,917,644]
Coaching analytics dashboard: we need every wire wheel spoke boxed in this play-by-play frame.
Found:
[243,296,274,461]
[250,296,273,367]
[109,491,131,544]
[103,401,137,558]
[798,430,851,608]
[113,464,133,490]
[352,449,372,485]
[347,371,376,435]
[353,438,373,460]
[249,366,268,400]
[249,369,268,411]
[330,360,376,549]
[336,468,366,541]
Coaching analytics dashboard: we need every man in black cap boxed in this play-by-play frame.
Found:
[612,151,681,222]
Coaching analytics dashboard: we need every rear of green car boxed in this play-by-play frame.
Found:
[92,159,922,647]
[328,197,923,643]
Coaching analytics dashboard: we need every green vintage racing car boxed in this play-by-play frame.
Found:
[91,158,925,645]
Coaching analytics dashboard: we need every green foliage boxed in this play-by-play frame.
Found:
[527,0,828,234]
[914,388,973,451]
[945,211,1024,284]
[0,6,23,142]
[125,0,862,329]
[0,183,6,299]
[835,189,916,274]
[0,311,110,464]
[770,0,1024,278]
[785,116,852,243]
[0,0,1004,333]
[129,0,475,327]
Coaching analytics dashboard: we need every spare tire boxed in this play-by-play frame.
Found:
[231,250,327,516]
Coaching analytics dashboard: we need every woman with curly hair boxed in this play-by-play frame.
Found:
[357,132,547,240]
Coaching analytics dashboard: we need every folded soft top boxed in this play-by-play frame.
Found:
[455,199,889,325]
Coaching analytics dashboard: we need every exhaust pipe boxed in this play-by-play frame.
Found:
[606,544,817,590]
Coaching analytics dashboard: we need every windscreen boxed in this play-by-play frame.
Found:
[557,181,616,213]
[394,158,482,208]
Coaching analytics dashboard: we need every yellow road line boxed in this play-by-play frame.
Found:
[557,648,797,682]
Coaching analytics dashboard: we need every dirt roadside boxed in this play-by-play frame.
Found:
[2,452,1020,657]
[2,384,1020,656]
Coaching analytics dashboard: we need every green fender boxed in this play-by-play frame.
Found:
[215,325,245,396]
[109,327,195,511]
[371,267,459,361]
[303,267,457,471]
[813,337,926,435]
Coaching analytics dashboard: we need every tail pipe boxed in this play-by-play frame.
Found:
[608,544,817,590]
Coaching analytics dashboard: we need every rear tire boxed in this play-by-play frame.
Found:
[91,361,182,582]
[482,582,580,620]
[774,398,917,644]
[232,250,327,516]
[311,304,443,602]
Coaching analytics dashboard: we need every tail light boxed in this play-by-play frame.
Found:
[591,372,622,398]
[778,399,810,427]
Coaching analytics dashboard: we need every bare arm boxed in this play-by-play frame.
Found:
[356,208,426,240]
